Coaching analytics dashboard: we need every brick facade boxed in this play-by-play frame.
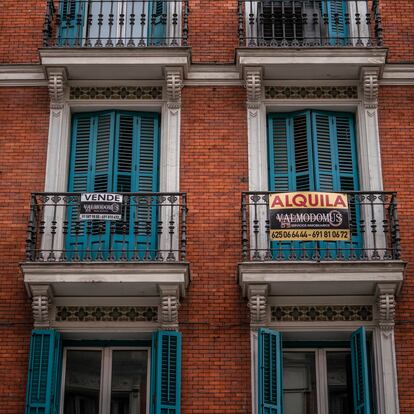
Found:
[0,1,413,414]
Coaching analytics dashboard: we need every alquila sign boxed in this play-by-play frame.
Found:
[80,193,123,220]
[269,192,351,241]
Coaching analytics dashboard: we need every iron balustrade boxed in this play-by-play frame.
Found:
[241,191,401,262]
[43,0,189,47]
[238,0,383,47]
[26,192,187,263]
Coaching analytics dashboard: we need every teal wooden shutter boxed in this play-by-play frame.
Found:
[258,328,283,414]
[66,112,116,259]
[151,331,182,414]
[113,112,160,258]
[312,111,361,256]
[322,0,348,45]
[351,327,371,414]
[148,1,167,45]
[25,330,62,414]
[268,112,314,259]
[268,112,314,192]
[58,0,85,46]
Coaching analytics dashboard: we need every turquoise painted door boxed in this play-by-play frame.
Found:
[322,0,348,45]
[351,327,372,414]
[258,328,283,414]
[58,0,85,46]
[151,331,182,414]
[267,110,361,260]
[25,330,62,414]
[66,110,160,260]
[148,1,167,45]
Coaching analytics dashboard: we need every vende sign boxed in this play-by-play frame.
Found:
[80,193,123,221]
[269,192,351,242]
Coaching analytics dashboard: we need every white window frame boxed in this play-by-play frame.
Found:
[43,87,181,255]
[247,96,385,255]
[243,1,370,47]
[60,345,151,414]
[251,323,399,414]
[282,347,353,414]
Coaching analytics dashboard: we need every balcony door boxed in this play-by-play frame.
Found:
[58,0,167,47]
[267,110,361,259]
[254,0,350,46]
[66,110,160,260]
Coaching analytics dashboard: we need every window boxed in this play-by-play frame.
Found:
[66,110,160,259]
[256,0,350,46]
[267,110,361,258]
[58,0,168,47]
[62,347,150,414]
[25,330,182,414]
[257,327,372,414]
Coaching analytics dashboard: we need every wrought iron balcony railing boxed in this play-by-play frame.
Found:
[241,191,401,262]
[43,0,189,48]
[238,0,383,48]
[25,192,187,263]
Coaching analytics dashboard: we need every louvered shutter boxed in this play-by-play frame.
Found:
[322,0,348,45]
[58,0,85,46]
[351,327,371,414]
[67,112,115,259]
[258,328,283,414]
[25,330,62,414]
[268,112,314,192]
[148,1,167,45]
[268,112,314,259]
[312,111,361,256]
[151,331,182,414]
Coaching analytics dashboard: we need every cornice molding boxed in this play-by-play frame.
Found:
[47,68,67,109]
[158,285,180,330]
[30,285,53,328]
[165,67,183,109]
[247,284,268,325]
[244,67,263,109]
[361,67,380,109]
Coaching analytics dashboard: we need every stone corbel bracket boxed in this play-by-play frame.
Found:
[248,284,268,326]
[361,67,380,109]
[158,284,180,331]
[31,285,53,328]
[47,68,67,110]
[165,67,184,110]
[376,284,397,334]
[244,67,263,110]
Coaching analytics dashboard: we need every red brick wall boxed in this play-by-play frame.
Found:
[380,0,414,63]
[378,87,414,414]
[188,0,238,64]
[0,88,49,413]
[179,86,251,414]
[0,1,46,64]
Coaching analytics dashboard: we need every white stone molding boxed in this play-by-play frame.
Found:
[31,285,53,328]
[158,285,180,330]
[361,67,380,109]
[245,68,263,110]
[47,68,67,110]
[376,284,397,333]
[372,284,400,414]
[248,285,268,326]
[165,67,183,109]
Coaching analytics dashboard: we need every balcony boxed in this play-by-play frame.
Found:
[238,191,405,297]
[236,0,387,80]
[39,0,191,80]
[21,192,189,299]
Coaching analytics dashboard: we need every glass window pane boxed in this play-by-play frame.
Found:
[64,350,102,414]
[283,352,317,414]
[111,350,148,414]
[326,351,353,414]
